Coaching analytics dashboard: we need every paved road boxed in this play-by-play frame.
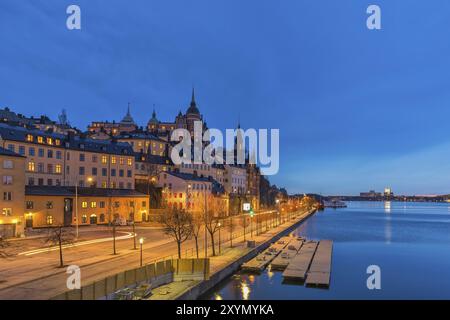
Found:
[0,211,286,299]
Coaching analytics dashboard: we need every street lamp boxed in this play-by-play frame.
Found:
[250,215,254,238]
[139,237,144,267]
[218,222,221,255]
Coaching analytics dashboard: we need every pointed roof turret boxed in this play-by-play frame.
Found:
[186,88,200,115]
[121,103,136,124]
[148,107,159,125]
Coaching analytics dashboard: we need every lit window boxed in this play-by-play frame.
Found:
[119,157,124,165]
[26,134,34,142]
[127,158,132,166]
[55,164,62,174]
[55,139,61,146]
[91,202,97,208]
[46,137,53,145]
[28,161,35,172]
[101,156,108,164]
[82,201,88,208]
[111,156,116,164]
[37,136,44,143]
[46,215,53,225]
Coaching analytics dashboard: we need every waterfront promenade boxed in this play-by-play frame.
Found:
[150,208,316,300]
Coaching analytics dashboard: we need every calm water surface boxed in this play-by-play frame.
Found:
[202,201,450,299]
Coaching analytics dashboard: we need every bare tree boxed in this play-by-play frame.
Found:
[162,207,192,259]
[190,211,203,258]
[227,215,234,248]
[44,225,75,268]
[204,203,227,256]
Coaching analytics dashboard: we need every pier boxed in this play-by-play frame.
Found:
[282,240,318,281]
[305,240,333,287]
[270,237,303,271]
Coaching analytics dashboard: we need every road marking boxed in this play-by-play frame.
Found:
[18,232,134,256]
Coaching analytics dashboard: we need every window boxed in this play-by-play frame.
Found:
[37,136,44,144]
[111,169,116,176]
[28,177,35,185]
[102,168,107,176]
[26,134,34,142]
[46,137,53,145]
[2,208,12,216]
[46,215,53,225]
[127,170,132,178]
[119,169,124,177]
[55,164,62,174]
[47,164,53,174]
[82,201,88,208]
[79,153,85,161]
[92,155,98,163]
[119,157,124,165]
[79,167,85,175]
[3,192,12,201]
[142,201,146,208]
[101,155,107,164]
[82,214,87,224]
[38,148,44,157]
[127,182,132,189]
[7,144,14,152]
[26,201,34,209]
[99,201,105,208]
[119,182,124,188]
[101,181,107,188]
[127,158,132,166]
[92,167,97,176]
[99,214,105,223]
[19,146,25,155]
[55,139,61,146]
[56,151,62,159]
[91,202,97,208]
[47,150,53,158]
[111,156,116,164]
[3,160,13,169]
[3,176,13,185]
[46,201,53,209]
[29,147,35,156]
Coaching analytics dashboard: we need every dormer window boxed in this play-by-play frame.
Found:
[79,143,84,149]
[46,137,53,145]
[26,134,34,142]
[37,136,44,144]
[55,139,60,146]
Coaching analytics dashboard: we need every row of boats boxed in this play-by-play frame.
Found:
[241,235,333,287]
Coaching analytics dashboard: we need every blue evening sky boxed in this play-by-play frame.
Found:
[1,0,450,195]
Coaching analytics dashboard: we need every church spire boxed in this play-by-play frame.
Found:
[191,87,196,107]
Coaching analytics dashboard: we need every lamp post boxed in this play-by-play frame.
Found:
[218,222,221,255]
[133,222,137,250]
[250,215,254,238]
[139,237,144,267]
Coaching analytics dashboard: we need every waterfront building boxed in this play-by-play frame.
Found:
[0,147,25,237]
[360,190,382,198]
[0,123,135,190]
[116,132,168,156]
[24,186,148,227]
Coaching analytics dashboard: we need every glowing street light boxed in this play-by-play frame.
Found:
[139,237,144,267]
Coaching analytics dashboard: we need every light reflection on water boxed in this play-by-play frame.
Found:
[202,201,450,300]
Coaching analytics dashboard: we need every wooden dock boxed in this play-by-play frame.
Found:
[282,240,318,281]
[271,237,303,271]
[305,240,333,287]
[241,236,292,273]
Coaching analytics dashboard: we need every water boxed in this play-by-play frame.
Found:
[202,201,450,300]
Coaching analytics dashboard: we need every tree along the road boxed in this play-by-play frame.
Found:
[190,211,203,258]
[204,203,227,256]
[44,225,75,268]
[162,207,193,259]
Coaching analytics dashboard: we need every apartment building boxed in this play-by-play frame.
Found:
[0,124,135,189]
[0,147,25,237]
[24,186,148,227]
